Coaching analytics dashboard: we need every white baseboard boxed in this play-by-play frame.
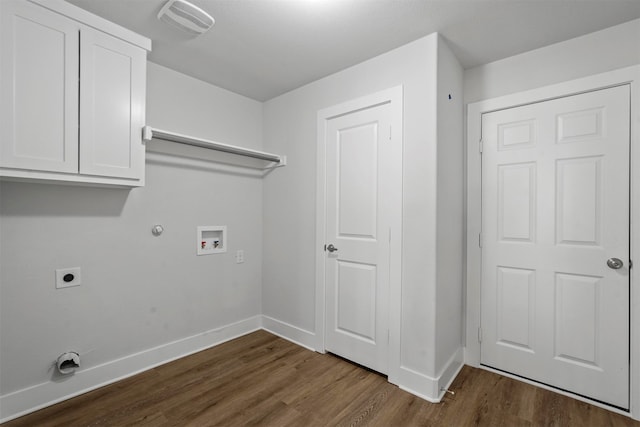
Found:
[2,315,464,423]
[396,347,464,402]
[261,315,317,352]
[0,316,261,423]
[437,348,465,394]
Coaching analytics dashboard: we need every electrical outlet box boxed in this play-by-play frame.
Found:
[197,226,226,255]
[56,267,81,289]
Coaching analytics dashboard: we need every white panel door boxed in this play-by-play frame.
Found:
[324,101,397,374]
[80,28,145,179]
[0,0,79,173]
[481,85,630,409]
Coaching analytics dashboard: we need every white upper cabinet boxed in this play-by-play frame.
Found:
[79,28,146,180]
[0,0,150,187]
[0,0,79,174]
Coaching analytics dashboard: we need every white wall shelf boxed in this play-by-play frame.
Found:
[143,126,286,167]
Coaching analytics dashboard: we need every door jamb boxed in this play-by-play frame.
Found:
[315,85,403,383]
[465,65,640,420]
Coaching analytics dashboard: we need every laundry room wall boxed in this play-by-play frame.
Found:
[0,62,264,419]
[262,33,465,398]
[464,18,640,103]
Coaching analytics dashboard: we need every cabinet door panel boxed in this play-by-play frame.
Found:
[79,29,145,180]
[0,0,79,173]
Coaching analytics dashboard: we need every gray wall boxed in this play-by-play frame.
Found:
[262,33,465,396]
[464,19,640,103]
[435,36,465,373]
[0,63,264,397]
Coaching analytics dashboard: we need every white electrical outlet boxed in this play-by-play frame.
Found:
[56,267,81,289]
[236,250,244,264]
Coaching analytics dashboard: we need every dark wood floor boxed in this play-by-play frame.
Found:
[4,330,639,426]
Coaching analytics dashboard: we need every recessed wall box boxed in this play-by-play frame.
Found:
[197,226,226,255]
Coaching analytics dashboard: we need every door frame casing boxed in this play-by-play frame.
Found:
[315,85,403,384]
[465,65,640,419]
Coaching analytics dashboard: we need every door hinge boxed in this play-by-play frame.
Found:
[479,139,483,153]
[478,327,483,343]
[478,233,482,248]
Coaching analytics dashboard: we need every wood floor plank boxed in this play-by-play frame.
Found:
[3,331,639,427]
[330,381,394,426]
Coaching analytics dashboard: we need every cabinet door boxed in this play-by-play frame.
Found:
[0,0,79,173]
[79,29,145,180]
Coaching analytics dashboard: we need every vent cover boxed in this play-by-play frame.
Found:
[157,0,214,36]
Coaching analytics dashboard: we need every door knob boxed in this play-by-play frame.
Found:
[606,258,624,269]
[326,244,338,253]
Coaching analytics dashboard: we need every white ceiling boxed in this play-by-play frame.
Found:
[67,0,640,101]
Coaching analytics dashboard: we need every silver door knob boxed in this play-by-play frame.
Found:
[607,258,624,269]
[326,244,338,253]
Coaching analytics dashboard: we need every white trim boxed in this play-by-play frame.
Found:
[2,309,460,423]
[0,316,261,423]
[465,65,640,420]
[387,87,404,386]
[28,0,151,50]
[315,85,404,382]
[629,66,640,422]
[0,171,143,188]
[397,367,441,403]
[261,315,317,352]
[314,100,328,353]
[397,348,464,403]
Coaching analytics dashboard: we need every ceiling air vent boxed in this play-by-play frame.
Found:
[157,0,214,36]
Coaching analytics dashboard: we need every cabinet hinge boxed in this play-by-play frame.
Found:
[479,139,483,153]
[478,327,483,343]
[478,233,482,248]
